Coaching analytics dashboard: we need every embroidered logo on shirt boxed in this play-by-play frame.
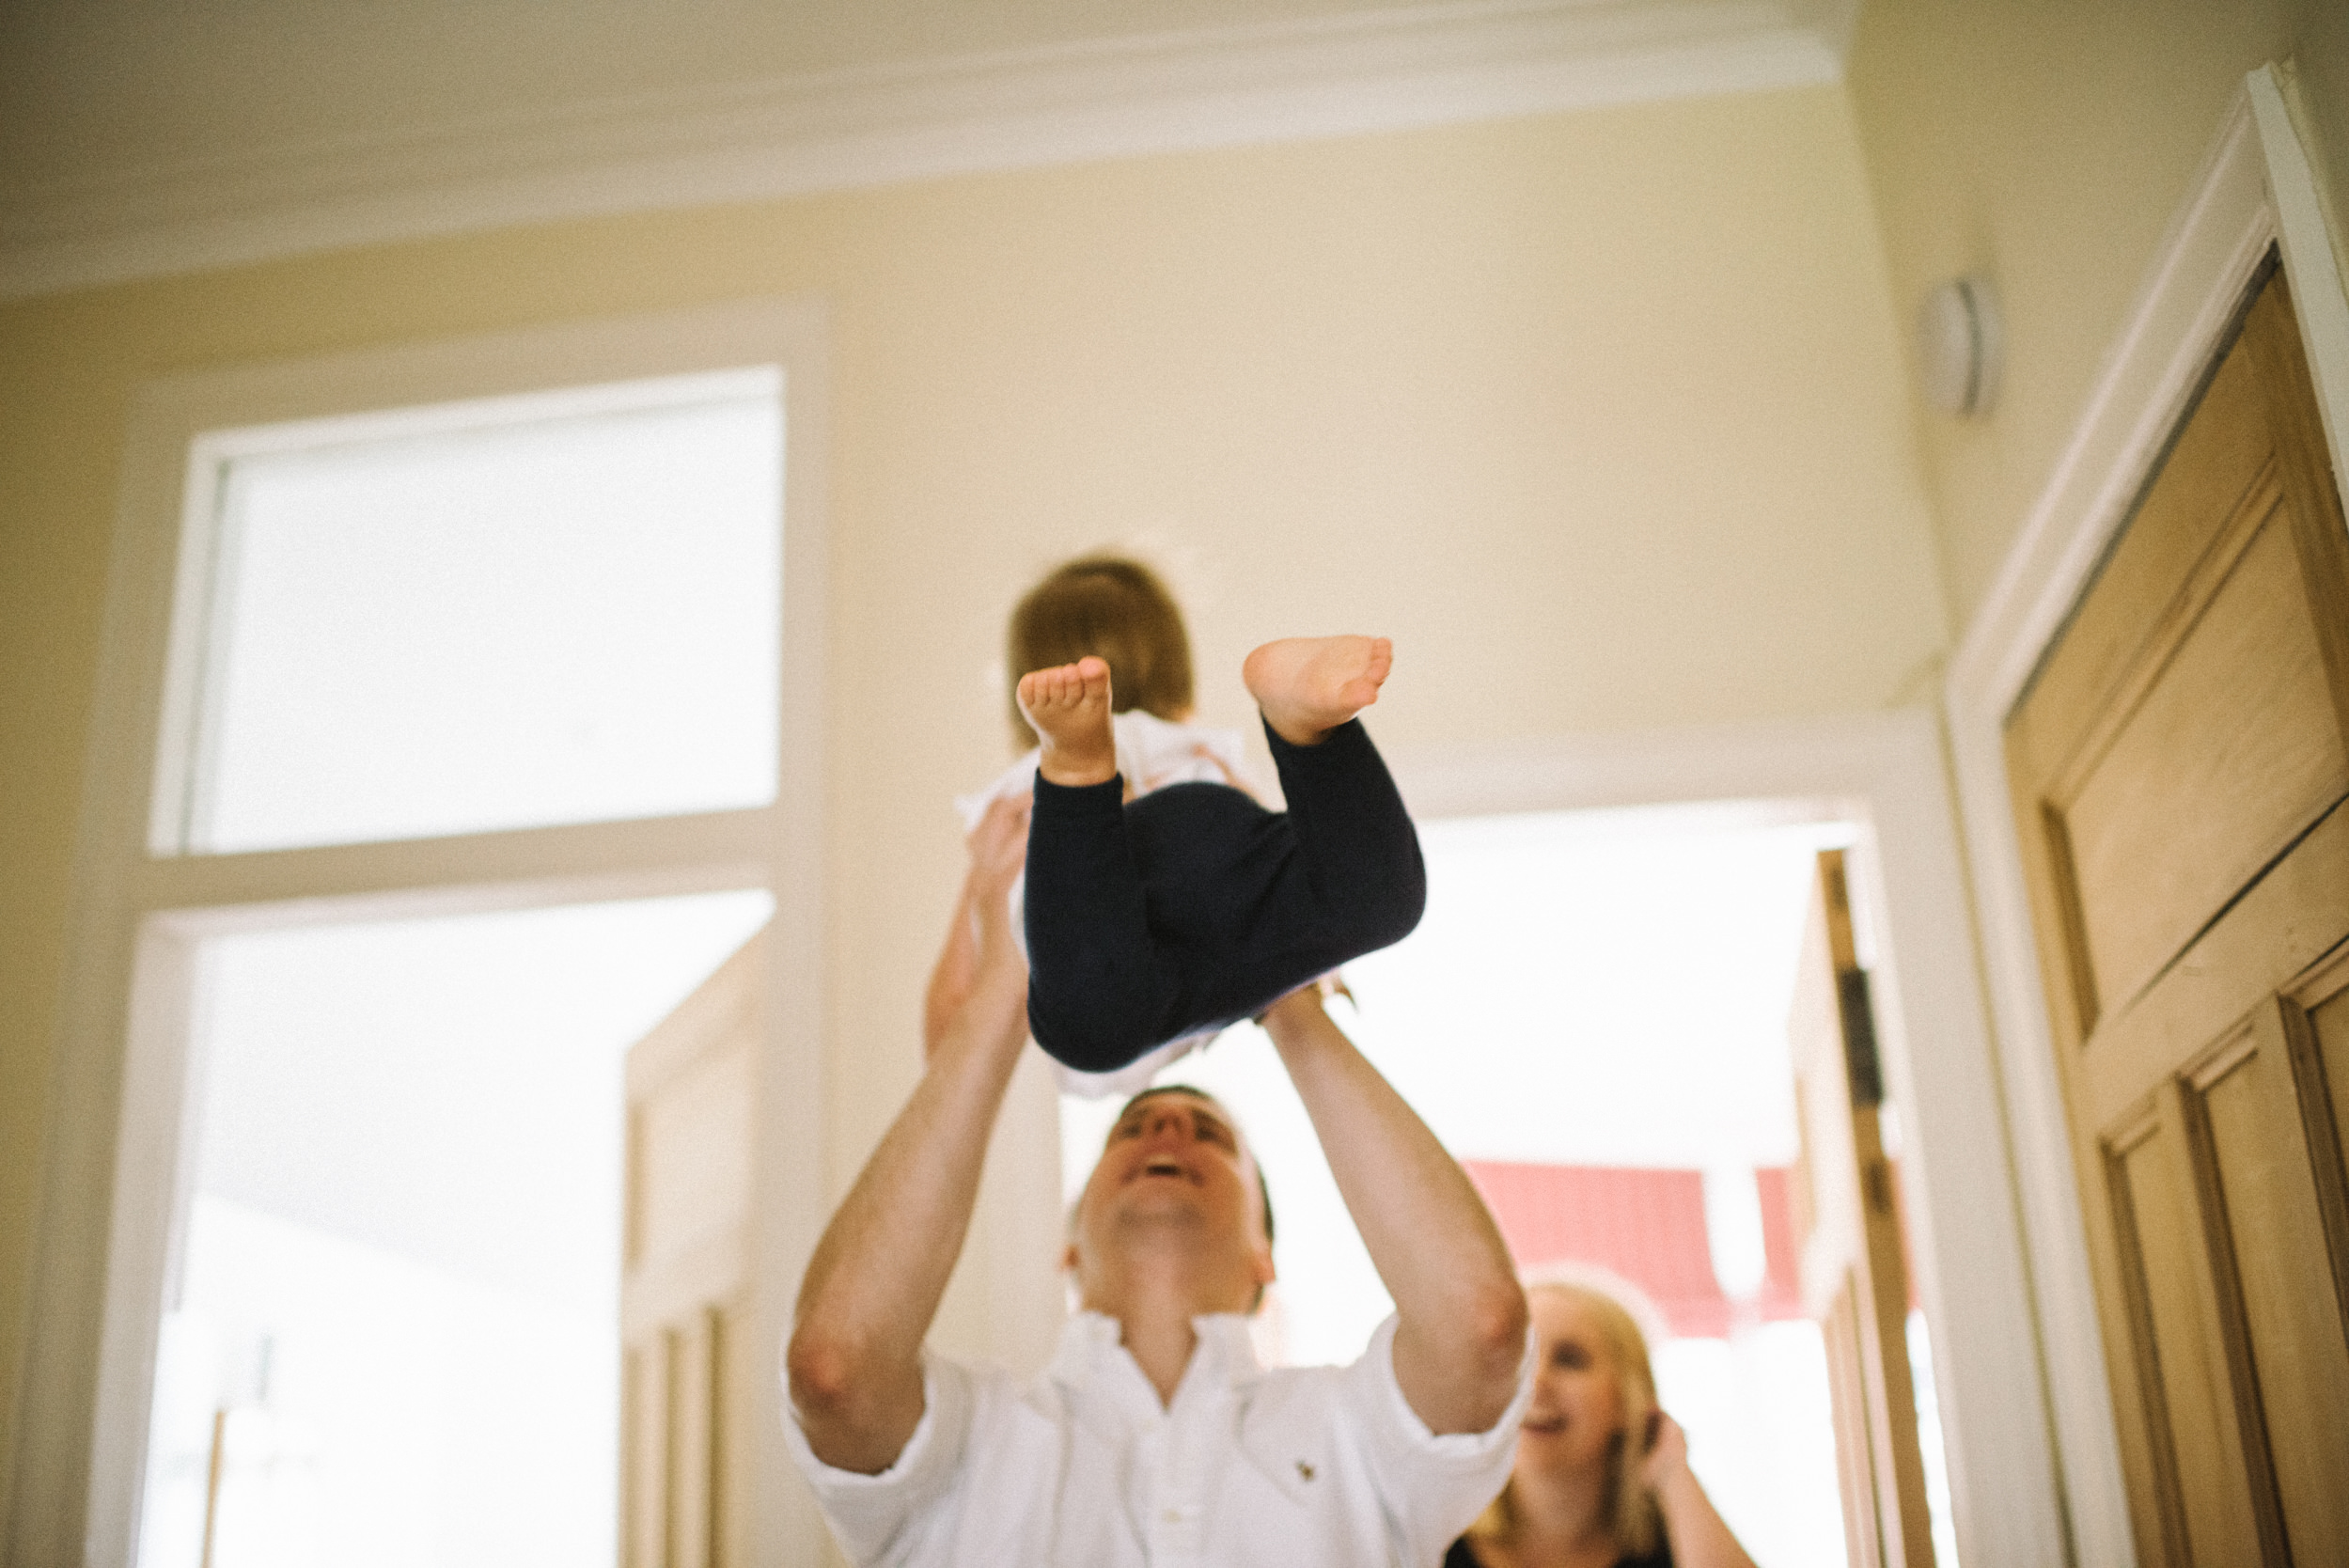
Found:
[1294,1461,1316,1482]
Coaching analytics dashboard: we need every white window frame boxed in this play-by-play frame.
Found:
[9,299,833,1566]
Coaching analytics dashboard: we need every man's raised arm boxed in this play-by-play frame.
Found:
[1259,986,1528,1435]
[786,796,1033,1474]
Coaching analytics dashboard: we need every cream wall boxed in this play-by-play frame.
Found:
[1846,0,2349,635]
[0,83,1947,1522]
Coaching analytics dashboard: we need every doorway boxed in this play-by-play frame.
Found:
[1058,802,1957,1567]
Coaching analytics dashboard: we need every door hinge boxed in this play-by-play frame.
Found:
[1838,967,1884,1106]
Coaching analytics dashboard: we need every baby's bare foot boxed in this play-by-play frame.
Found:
[1243,635,1392,746]
[1020,657,1118,786]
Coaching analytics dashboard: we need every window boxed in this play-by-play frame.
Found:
[31,301,829,1566]
[164,372,784,854]
[138,892,771,1568]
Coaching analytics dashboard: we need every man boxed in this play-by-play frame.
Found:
[786,796,1530,1564]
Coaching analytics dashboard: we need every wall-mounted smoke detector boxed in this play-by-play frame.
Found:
[1917,276,2002,417]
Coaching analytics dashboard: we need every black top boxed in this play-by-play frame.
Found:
[1444,1537,1673,1568]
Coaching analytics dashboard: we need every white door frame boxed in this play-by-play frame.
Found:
[5,300,836,1567]
[1939,68,2349,1568]
[1395,705,2062,1568]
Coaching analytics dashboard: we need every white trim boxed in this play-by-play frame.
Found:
[2250,68,2349,503]
[0,0,1845,301]
[751,294,836,1568]
[1946,102,2275,727]
[129,811,776,924]
[1939,68,2349,1568]
[5,299,834,1566]
[1390,708,2066,1568]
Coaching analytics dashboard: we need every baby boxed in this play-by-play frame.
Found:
[941,555,1424,1093]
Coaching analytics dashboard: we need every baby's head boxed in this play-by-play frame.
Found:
[1006,555,1196,751]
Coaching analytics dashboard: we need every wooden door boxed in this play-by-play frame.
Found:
[1789,849,1937,1568]
[620,933,764,1568]
[2005,258,2349,1567]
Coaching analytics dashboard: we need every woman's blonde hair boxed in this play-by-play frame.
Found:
[1467,1265,1665,1560]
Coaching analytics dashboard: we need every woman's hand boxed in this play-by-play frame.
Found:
[1639,1411,1762,1568]
[1638,1410,1692,1491]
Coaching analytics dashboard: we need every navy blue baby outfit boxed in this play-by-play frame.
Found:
[1023,716,1426,1074]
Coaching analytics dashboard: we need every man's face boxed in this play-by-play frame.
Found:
[1068,1089,1274,1309]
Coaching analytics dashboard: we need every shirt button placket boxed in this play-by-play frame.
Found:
[1149,1388,1211,1562]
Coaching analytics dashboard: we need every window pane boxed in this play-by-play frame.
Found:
[181,375,781,853]
[136,890,772,1568]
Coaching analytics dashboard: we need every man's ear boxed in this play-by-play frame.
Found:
[1244,1239,1277,1316]
[1062,1240,1081,1276]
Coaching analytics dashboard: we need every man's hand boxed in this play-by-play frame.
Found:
[791,794,1035,1473]
[965,793,1030,916]
[1257,985,1527,1435]
[922,794,1030,1059]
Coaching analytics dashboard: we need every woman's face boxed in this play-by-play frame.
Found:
[1515,1288,1629,1482]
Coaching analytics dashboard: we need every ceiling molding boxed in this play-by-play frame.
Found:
[0,0,1845,301]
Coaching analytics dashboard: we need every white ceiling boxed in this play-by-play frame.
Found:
[0,0,1854,298]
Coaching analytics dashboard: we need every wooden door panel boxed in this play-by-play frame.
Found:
[1823,1279,1885,1568]
[2108,1091,2272,1563]
[1790,853,1935,1568]
[2078,797,2349,1136]
[624,1338,670,1568]
[2193,1006,2349,1562]
[668,1310,719,1568]
[2008,259,2349,1565]
[2099,1110,2192,1568]
[2305,953,2349,1282]
[622,936,761,1568]
[2012,327,2277,775]
[2049,495,2349,1023]
[634,1043,753,1265]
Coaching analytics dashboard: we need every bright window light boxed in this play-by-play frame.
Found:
[174,370,782,854]
[136,890,772,1568]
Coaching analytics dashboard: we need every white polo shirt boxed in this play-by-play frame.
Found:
[785,1310,1535,1568]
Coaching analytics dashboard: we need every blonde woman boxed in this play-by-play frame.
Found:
[1449,1272,1760,1568]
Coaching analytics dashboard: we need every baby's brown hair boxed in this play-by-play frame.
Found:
[1006,555,1196,750]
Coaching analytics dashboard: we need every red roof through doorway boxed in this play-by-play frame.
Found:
[1461,1159,1805,1339]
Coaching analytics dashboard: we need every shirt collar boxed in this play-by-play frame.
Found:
[1049,1309,1266,1394]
